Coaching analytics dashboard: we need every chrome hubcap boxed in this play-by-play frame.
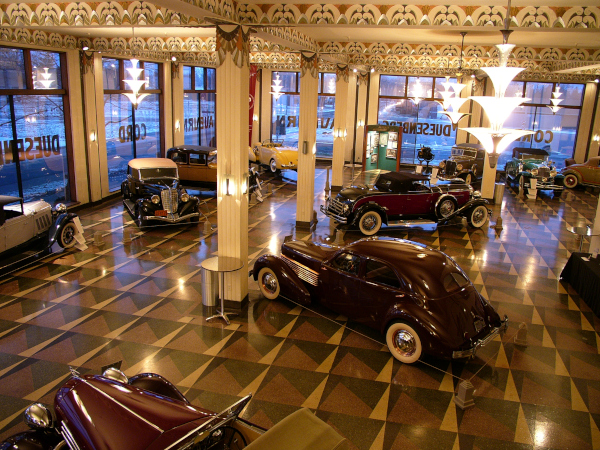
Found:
[440,201,454,217]
[363,215,378,230]
[64,227,74,244]
[393,330,416,357]
[472,208,485,225]
[262,273,277,294]
[270,161,277,172]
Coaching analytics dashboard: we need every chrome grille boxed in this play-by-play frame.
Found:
[444,160,457,176]
[537,167,550,178]
[281,255,319,286]
[161,189,178,213]
[326,197,346,216]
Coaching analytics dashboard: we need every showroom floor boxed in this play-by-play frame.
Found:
[0,166,599,449]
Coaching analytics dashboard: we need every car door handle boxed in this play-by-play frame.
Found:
[396,294,405,298]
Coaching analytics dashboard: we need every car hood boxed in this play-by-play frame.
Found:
[282,240,338,266]
[520,160,548,170]
[141,181,179,193]
[336,185,377,202]
[424,285,501,348]
[276,149,299,164]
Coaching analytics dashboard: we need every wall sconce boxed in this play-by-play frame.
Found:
[90,131,96,142]
[357,120,365,127]
[302,141,308,154]
[334,129,347,138]
[593,134,600,142]
[175,120,180,132]
[242,173,248,194]
[253,114,258,122]
[225,176,233,196]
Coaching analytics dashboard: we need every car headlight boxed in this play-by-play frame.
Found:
[180,192,190,202]
[151,195,160,204]
[439,161,446,169]
[456,164,463,171]
[343,203,350,214]
[54,203,67,214]
[550,170,557,177]
[531,169,538,176]
[473,190,482,198]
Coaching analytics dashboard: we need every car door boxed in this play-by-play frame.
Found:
[399,184,434,216]
[319,251,363,317]
[188,152,208,183]
[172,152,191,183]
[358,258,408,327]
[5,213,33,249]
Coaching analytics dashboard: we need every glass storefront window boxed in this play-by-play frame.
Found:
[103,57,163,191]
[183,67,216,147]
[0,48,72,204]
[183,66,192,90]
[317,73,335,157]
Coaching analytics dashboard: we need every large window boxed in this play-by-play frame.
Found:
[103,58,163,191]
[0,47,72,205]
[183,66,216,147]
[270,72,336,158]
[378,75,458,165]
[498,81,584,169]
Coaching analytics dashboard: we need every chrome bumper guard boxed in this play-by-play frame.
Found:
[319,205,348,224]
[452,315,508,359]
[142,212,199,223]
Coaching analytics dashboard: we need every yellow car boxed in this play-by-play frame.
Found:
[250,139,298,174]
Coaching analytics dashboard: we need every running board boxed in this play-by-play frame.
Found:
[387,219,437,226]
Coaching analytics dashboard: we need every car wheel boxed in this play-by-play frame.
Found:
[258,267,280,300]
[435,196,458,220]
[58,222,77,249]
[386,322,422,364]
[468,205,488,228]
[463,173,472,185]
[269,159,281,175]
[358,210,382,236]
[564,174,579,189]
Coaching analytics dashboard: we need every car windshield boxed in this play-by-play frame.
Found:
[451,149,464,157]
[519,153,547,161]
[462,150,477,158]
[139,168,178,180]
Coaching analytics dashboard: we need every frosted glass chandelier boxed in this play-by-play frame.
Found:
[271,72,284,100]
[122,28,148,109]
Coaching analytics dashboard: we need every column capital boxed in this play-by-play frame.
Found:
[300,51,318,79]
[216,25,250,68]
[336,64,349,83]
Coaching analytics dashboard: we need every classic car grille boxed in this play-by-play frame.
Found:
[161,189,178,213]
[281,255,319,286]
[326,197,346,216]
[444,160,457,176]
[536,167,550,178]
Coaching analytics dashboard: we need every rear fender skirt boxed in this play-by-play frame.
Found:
[252,255,311,305]
[350,203,388,226]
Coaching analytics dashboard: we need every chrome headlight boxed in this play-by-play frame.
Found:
[151,195,160,204]
[343,203,350,214]
[550,169,557,177]
[54,203,67,214]
[180,189,189,202]
[24,403,54,430]
[439,161,446,169]
[530,169,538,176]
[456,164,463,171]
[473,190,482,198]
[102,367,129,383]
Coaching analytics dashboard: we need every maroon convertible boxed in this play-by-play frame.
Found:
[252,236,507,364]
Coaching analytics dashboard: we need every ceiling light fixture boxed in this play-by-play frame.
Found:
[548,83,563,114]
[271,72,283,101]
[122,27,148,109]
[455,32,467,80]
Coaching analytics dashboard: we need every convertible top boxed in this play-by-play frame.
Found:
[513,147,549,158]
[167,145,217,156]
[128,158,177,170]
[0,195,22,207]
[375,171,429,192]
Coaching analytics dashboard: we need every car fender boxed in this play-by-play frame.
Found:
[47,213,77,247]
[0,429,63,450]
[179,196,199,215]
[561,168,581,181]
[453,198,490,218]
[252,255,311,305]
[350,203,388,226]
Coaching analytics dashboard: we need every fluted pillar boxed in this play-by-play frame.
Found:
[215,25,250,304]
[296,52,319,227]
[331,65,349,189]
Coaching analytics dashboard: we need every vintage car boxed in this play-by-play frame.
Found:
[561,156,600,189]
[250,139,298,174]
[166,145,218,189]
[320,171,490,235]
[438,143,486,185]
[1,365,350,450]
[252,236,507,363]
[121,158,200,226]
[504,147,564,195]
[0,195,80,273]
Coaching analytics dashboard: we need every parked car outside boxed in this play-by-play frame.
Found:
[321,171,490,235]
[250,139,298,174]
[252,236,508,363]
[121,158,200,227]
[561,156,600,189]
[504,147,564,195]
[438,143,486,185]
[166,145,218,189]
[0,195,80,272]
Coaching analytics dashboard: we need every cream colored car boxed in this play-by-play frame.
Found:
[250,139,298,174]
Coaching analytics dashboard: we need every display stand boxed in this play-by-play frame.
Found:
[363,125,402,172]
[201,256,243,325]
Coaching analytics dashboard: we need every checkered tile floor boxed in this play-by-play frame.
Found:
[1,166,599,450]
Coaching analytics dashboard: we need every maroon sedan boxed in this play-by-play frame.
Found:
[252,236,507,363]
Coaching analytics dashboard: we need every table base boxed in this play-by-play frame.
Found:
[206,309,238,325]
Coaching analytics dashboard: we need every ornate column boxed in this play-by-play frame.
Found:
[354,73,369,164]
[331,65,349,190]
[216,25,250,305]
[170,61,183,148]
[296,52,319,227]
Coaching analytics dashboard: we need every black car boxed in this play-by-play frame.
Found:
[321,171,490,235]
[121,158,200,226]
[438,143,486,185]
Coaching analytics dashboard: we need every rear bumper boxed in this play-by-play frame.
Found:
[452,315,508,359]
